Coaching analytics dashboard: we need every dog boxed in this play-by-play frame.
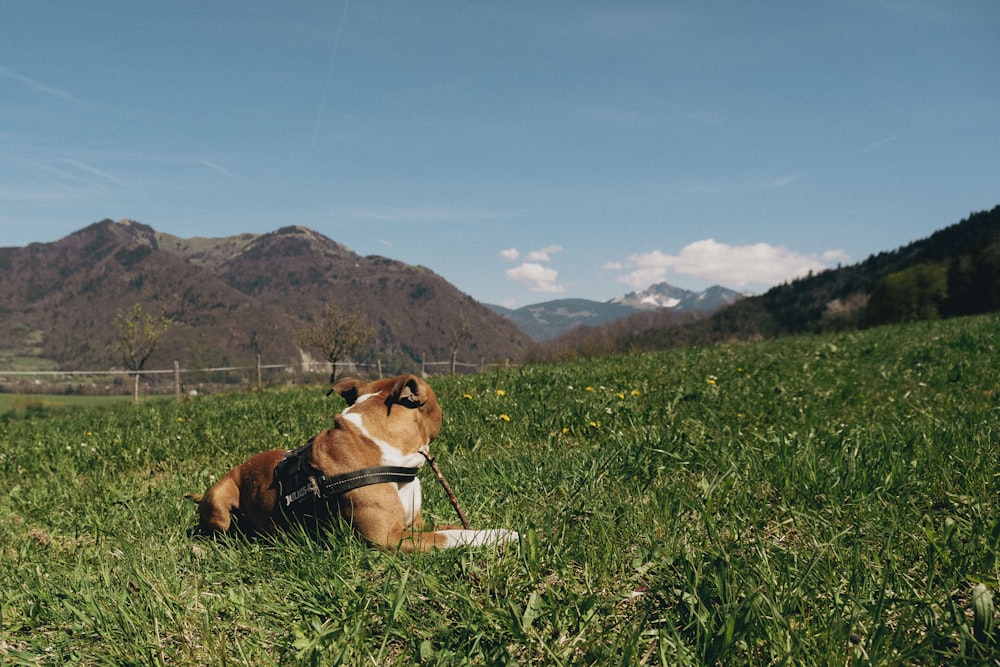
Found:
[189,374,518,552]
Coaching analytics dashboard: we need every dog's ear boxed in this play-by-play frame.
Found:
[331,377,365,405]
[388,374,424,409]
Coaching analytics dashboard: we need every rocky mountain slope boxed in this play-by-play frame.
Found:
[0,219,531,373]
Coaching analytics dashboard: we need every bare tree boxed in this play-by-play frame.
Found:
[114,303,173,401]
[297,303,374,385]
[448,312,473,374]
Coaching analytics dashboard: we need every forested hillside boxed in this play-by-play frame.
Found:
[530,205,1000,360]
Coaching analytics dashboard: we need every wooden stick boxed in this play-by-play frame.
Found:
[420,451,471,530]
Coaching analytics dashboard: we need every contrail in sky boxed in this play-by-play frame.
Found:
[311,0,351,151]
[60,159,124,184]
[0,65,85,105]
[862,132,906,153]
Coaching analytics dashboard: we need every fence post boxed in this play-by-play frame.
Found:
[7,355,517,396]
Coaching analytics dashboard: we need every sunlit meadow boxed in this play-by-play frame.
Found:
[1,314,998,665]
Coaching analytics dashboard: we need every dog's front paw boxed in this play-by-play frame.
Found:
[438,528,519,548]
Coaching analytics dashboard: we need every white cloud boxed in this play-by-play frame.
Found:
[501,245,565,294]
[615,239,848,290]
[821,249,850,264]
[525,244,563,262]
[506,262,565,293]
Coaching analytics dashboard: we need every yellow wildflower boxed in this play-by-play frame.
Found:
[496,389,506,396]
[499,414,511,422]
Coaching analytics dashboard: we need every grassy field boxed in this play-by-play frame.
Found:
[1,314,998,665]
[0,393,139,415]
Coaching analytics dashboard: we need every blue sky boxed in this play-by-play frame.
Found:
[3,1,998,307]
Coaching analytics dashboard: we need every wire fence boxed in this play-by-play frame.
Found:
[0,355,515,399]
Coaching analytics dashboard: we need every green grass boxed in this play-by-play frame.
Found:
[1,315,998,665]
[0,393,141,415]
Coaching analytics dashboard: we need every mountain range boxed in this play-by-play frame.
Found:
[0,219,531,374]
[487,284,744,341]
[4,204,998,377]
[611,283,746,312]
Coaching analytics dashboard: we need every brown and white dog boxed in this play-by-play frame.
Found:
[189,374,517,552]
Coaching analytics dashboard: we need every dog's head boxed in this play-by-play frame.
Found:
[331,374,442,453]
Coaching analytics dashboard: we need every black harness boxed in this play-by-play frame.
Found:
[274,439,420,515]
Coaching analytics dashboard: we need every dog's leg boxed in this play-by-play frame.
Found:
[197,478,240,534]
[393,528,519,551]
[340,489,432,551]
[343,486,519,551]
[341,488,448,552]
[358,520,519,552]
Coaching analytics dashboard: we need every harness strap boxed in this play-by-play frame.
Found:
[317,466,419,496]
[277,443,420,509]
